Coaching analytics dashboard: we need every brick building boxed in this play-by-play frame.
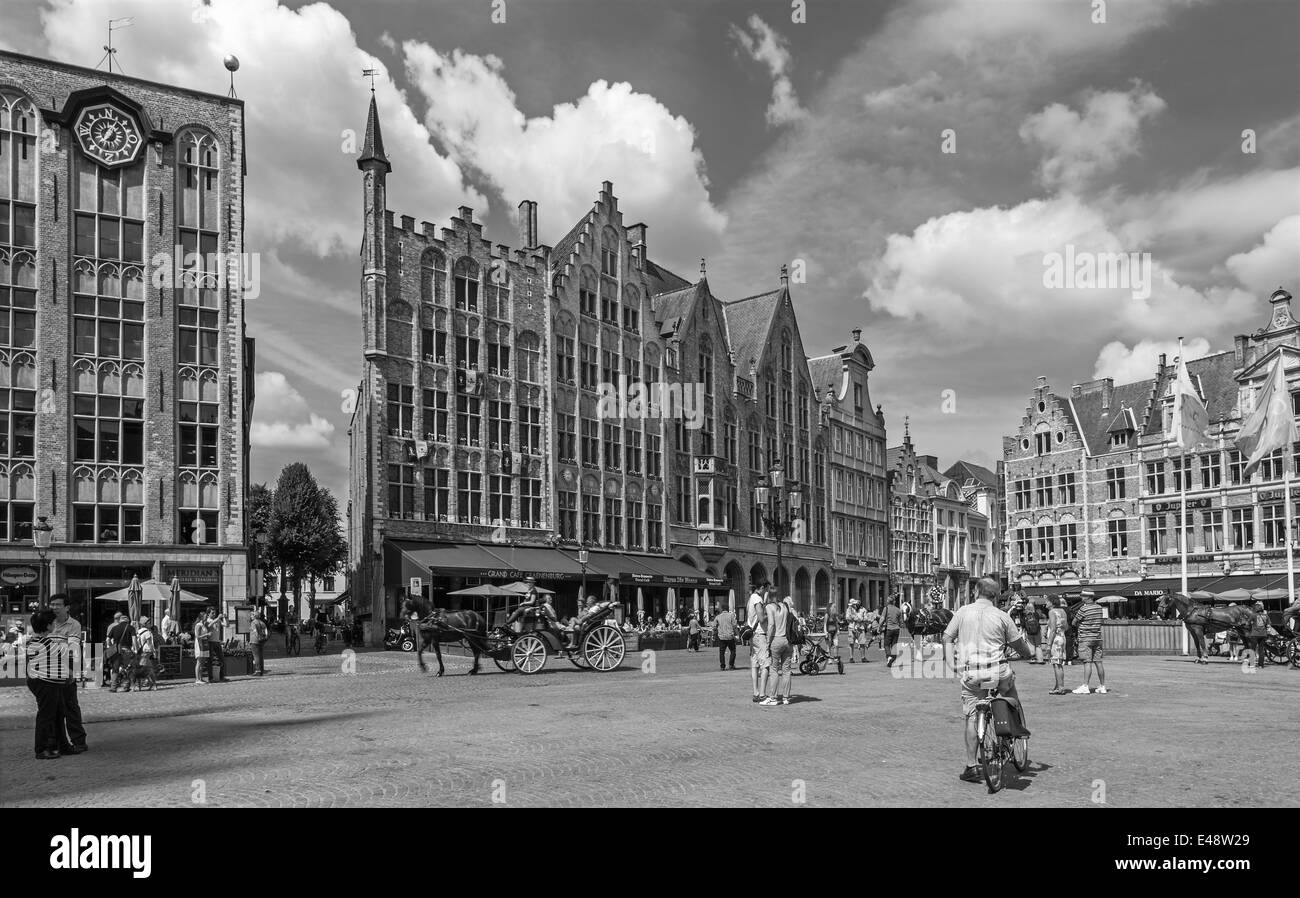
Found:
[945,459,1006,593]
[810,335,889,610]
[347,97,840,642]
[886,422,934,606]
[1002,287,1300,611]
[0,51,253,636]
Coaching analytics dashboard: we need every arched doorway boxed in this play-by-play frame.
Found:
[815,569,831,612]
[749,563,768,594]
[795,568,812,614]
[725,560,746,612]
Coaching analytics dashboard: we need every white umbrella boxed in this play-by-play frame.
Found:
[728,588,736,613]
[636,587,644,613]
[667,588,676,619]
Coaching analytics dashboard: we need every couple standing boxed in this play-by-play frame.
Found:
[746,585,796,706]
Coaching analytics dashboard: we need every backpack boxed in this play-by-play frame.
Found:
[786,609,806,646]
[1022,606,1040,634]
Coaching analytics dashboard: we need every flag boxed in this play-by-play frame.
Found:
[1169,352,1210,450]
[1236,355,1298,477]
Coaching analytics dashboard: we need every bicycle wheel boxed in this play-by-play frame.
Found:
[1011,736,1029,772]
[977,714,1005,793]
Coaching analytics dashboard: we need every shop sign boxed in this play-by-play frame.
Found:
[0,566,38,586]
[160,564,221,584]
[1150,498,1211,513]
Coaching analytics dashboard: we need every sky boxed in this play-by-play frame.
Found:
[4,0,1298,503]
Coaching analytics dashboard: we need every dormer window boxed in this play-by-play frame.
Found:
[1109,431,1129,448]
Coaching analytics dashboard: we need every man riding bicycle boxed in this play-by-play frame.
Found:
[942,577,1034,785]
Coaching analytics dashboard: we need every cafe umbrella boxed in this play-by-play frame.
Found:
[127,574,142,624]
[169,576,181,623]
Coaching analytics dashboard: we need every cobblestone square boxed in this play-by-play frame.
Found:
[2,643,1295,808]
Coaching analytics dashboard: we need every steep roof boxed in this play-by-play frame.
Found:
[808,355,842,399]
[944,460,998,488]
[721,288,783,372]
[643,257,691,297]
[356,94,390,173]
[652,281,704,337]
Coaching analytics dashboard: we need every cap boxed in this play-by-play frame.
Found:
[1080,589,1095,599]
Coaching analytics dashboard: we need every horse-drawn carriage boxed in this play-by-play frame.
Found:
[486,598,626,674]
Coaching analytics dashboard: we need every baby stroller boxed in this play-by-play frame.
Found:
[798,632,844,675]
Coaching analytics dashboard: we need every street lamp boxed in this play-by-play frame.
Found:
[755,461,803,602]
[577,547,589,607]
[32,516,53,607]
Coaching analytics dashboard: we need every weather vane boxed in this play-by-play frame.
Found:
[362,68,377,93]
[97,17,135,74]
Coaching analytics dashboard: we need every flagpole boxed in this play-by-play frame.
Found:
[1287,449,1296,606]
[1177,338,1190,657]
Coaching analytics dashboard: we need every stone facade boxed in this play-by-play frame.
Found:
[809,337,889,611]
[0,51,251,633]
[886,428,934,606]
[1002,287,1300,603]
[347,98,845,641]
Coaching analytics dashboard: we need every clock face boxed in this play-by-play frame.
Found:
[74,103,144,168]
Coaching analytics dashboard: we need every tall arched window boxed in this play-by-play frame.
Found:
[579,266,597,317]
[601,226,618,276]
[622,284,640,332]
[454,257,479,312]
[1,250,36,352]
[0,462,34,541]
[1,91,39,247]
[517,332,541,383]
[421,249,446,305]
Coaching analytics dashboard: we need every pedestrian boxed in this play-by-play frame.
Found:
[746,583,772,703]
[106,613,136,693]
[193,610,211,684]
[687,613,702,652]
[1021,599,1043,664]
[24,609,70,760]
[824,602,841,661]
[1248,601,1271,669]
[40,594,88,755]
[1070,590,1107,694]
[207,607,229,682]
[134,617,158,691]
[160,608,179,645]
[712,604,737,670]
[941,577,1033,784]
[249,612,268,676]
[1045,596,1069,694]
[881,596,904,667]
[845,598,866,662]
[762,593,794,706]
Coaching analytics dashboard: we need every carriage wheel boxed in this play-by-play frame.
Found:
[1011,736,1029,772]
[512,634,548,674]
[1264,638,1290,665]
[583,624,626,671]
[399,637,416,653]
[493,656,516,673]
[569,650,590,669]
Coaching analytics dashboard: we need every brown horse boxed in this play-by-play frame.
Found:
[1157,593,1255,664]
[404,600,487,676]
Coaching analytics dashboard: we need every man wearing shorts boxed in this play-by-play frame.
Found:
[942,577,1033,784]
[824,603,841,661]
[1070,590,1107,694]
[1045,596,1069,694]
[747,585,772,703]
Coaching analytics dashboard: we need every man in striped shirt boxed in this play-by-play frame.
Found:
[1070,590,1108,695]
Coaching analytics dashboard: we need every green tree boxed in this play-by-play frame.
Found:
[267,464,348,616]
[247,482,277,597]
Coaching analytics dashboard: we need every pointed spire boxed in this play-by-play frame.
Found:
[357,93,391,174]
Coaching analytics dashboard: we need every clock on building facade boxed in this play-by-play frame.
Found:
[73,102,144,168]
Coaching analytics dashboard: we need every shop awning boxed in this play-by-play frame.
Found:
[597,552,725,588]
[1018,585,1079,597]
[387,541,589,582]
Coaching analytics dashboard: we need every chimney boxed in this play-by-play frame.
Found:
[1234,333,1247,368]
[627,222,647,267]
[1158,352,1166,372]
[456,205,473,224]
[852,327,862,344]
[1070,384,1083,398]
[517,200,538,249]
[1101,377,1114,411]
[700,257,707,280]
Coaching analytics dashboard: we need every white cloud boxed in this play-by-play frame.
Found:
[1093,337,1213,384]
[1020,83,1167,192]
[729,15,807,127]
[1223,215,1300,296]
[251,372,336,449]
[38,0,480,258]
[400,41,726,273]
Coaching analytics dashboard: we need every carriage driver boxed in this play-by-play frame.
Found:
[505,580,545,633]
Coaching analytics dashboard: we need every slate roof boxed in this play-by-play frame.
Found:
[721,288,783,373]
[643,257,691,297]
[944,460,998,488]
[1064,350,1238,454]
[808,355,843,399]
[357,94,390,172]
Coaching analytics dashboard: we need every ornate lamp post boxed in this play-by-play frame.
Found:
[754,461,803,601]
[32,516,54,607]
[577,547,589,606]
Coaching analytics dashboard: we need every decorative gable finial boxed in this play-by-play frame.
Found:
[700,257,707,280]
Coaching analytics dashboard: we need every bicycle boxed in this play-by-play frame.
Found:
[314,629,328,655]
[972,685,1030,793]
